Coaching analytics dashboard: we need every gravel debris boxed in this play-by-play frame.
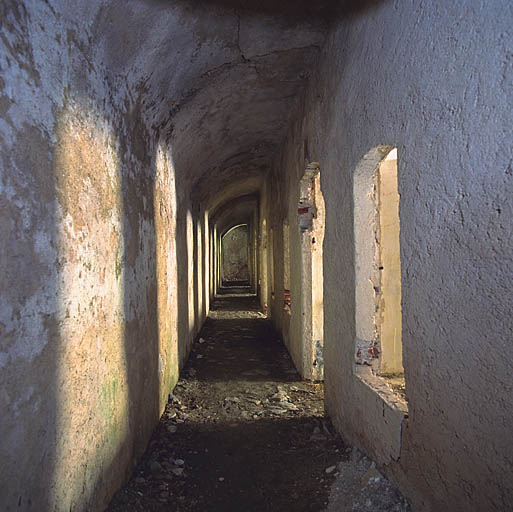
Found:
[108,295,409,512]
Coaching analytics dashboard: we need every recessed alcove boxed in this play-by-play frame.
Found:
[353,146,407,411]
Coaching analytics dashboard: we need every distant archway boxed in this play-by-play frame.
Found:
[221,224,250,286]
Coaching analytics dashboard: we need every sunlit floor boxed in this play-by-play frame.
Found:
[208,292,265,320]
[107,296,409,512]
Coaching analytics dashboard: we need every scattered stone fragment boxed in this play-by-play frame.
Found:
[268,406,287,414]
[108,296,410,512]
[150,461,162,473]
[361,465,382,484]
[280,402,299,411]
[322,421,332,436]
[270,391,289,402]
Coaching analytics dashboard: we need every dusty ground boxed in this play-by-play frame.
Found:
[107,295,410,512]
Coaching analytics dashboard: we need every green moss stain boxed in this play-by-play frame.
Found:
[115,256,122,280]
[161,348,179,408]
[99,377,119,425]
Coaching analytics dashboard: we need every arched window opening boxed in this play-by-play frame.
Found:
[298,162,325,381]
[283,221,291,314]
[354,147,405,399]
[269,228,275,301]
[260,218,269,315]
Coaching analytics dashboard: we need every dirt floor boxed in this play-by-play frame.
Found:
[107,295,410,512]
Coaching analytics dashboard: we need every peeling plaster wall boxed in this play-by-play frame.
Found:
[265,132,320,380]
[0,2,195,510]
[3,0,511,510]
[268,1,513,510]
[259,180,270,313]
[0,1,327,509]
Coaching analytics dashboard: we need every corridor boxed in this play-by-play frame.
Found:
[108,295,409,512]
[1,1,511,510]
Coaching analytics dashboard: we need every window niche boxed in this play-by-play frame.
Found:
[297,162,325,381]
[283,221,291,313]
[269,227,275,301]
[353,146,406,401]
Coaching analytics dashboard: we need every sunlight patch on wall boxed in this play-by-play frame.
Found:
[187,209,195,337]
[52,98,128,508]
[155,142,179,406]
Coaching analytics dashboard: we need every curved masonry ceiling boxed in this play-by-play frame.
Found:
[88,0,335,203]
[212,194,258,234]
[75,0,384,207]
[198,173,263,212]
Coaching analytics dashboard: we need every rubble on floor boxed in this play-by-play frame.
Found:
[107,297,409,511]
[325,449,410,512]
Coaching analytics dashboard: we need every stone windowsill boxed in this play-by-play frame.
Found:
[354,366,408,418]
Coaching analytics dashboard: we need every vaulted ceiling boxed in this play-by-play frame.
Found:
[86,0,380,209]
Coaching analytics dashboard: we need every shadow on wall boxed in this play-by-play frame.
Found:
[21,84,194,509]
[119,95,161,492]
[176,196,191,368]
[1,123,61,510]
[193,215,201,335]
[42,92,166,509]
